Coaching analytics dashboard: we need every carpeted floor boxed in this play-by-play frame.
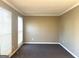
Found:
[11,44,74,58]
[0,55,9,58]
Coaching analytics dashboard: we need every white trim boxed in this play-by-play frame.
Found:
[25,13,60,16]
[1,0,25,15]
[8,42,58,57]
[24,42,59,44]
[8,43,23,57]
[8,42,78,58]
[1,0,79,16]
[59,3,79,16]
[59,43,78,58]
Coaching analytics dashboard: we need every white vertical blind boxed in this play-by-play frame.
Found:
[18,16,23,47]
[0,7,12,55]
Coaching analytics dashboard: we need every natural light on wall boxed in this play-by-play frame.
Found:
[0,7,12,55]
[18,16,23,47]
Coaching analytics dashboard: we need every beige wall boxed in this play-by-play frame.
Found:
[60,6,79,57]
[0,0,79,57]
[24,16,60,42]
[0,0,23,55]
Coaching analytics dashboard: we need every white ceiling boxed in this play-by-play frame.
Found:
[2,0,79,16]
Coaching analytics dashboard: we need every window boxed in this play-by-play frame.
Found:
[0,7,12,55]
[18,16,23,47]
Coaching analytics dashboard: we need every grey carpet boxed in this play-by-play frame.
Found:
[0,55,9,58]
[12,44,74,58]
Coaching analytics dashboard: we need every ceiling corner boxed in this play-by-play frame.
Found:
[1,0,25,15]
[59,3,79,16]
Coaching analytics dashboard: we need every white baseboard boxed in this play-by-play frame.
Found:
[9,42,59,57]
[59,43,78,58]
[24,42,59,44]
[8,42,78,58]
[8,42,58,57]
[8,43,23,57]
